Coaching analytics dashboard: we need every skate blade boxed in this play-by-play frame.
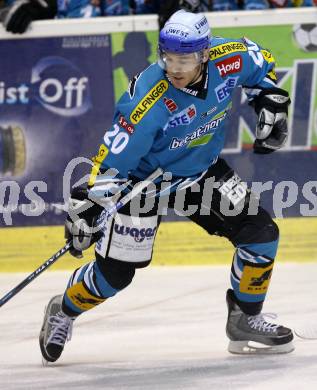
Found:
[41,357,49,367]
[228,340,295,355]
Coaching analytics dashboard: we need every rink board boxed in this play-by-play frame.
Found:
[0,11,317,227]
[0,217,316,272]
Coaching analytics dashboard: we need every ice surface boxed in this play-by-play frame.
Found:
[0,263,317,390]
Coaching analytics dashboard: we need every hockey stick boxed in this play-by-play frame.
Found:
[0,167,163,308]
[0,242,72,308]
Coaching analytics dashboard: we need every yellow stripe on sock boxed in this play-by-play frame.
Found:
[66,281,106,311]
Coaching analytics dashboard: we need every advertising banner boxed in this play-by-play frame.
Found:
[1,24,317,227]
[0,34,114,226]
[112,25,317,218]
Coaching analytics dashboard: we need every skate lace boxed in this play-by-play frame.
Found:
[47,312,73,346]
[247,313,279,333]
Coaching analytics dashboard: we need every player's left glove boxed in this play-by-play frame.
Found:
[252,88,290,154]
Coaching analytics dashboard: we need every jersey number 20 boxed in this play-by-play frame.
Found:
[104,124,129,154]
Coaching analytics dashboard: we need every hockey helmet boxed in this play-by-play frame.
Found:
[158,10,211,73]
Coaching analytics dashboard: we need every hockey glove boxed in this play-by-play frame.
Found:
[179,0,202,12]
[158,0,179,30]
[3,0,57,34]
[65,186,104,259]
[252,88,290,154]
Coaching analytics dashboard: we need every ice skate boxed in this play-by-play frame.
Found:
[226,289,294,354]
[39,295,74,364]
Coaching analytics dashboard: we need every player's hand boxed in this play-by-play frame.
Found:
[65,187,103,259]
[3,0,57,34]
[252,88,290,154]
[65,217,100,259]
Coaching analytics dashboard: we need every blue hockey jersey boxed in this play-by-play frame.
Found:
[89,36,278,186]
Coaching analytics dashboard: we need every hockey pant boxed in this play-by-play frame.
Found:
[62,158,278,317]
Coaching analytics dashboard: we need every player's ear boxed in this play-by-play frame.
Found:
[202,49,209,63]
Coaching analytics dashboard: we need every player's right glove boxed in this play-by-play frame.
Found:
[65,186,104,259]
[65,169,129,258]
[252,88,291,154]
[2,0,57,34]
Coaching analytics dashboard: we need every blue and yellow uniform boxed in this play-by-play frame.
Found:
[61,36,283,320]
[92,37,277,181]
[38,11,294,363]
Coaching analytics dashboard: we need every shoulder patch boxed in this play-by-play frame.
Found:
[130,80,168,125]
[260,49,277,81]
[261,49,275,64]
[209,42,247,61]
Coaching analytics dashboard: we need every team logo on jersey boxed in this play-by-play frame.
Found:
[215,77,239,103]
[209,42,247,61]
[166,104,196,128]
[216,55,242,77]
[130,80,168,124]
[118,114,135,134]
[128,73,141,99]
[169,110,227,150]
[163,97,178,113]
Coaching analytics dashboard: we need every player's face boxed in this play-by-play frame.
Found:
[163,52,206,89]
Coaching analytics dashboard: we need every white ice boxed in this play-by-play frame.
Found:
[0,263,317,390]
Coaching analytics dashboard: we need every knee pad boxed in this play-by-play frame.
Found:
[96,257,136,290]
[230,207,279,246]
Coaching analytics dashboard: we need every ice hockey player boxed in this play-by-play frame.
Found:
[39,10,294,363]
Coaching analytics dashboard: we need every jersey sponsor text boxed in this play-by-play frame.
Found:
[118,115,135,134]
[169,111,227,150]
[210,42,247,60]
[166,104,196,128]
[215,77,239,102]
[216,55,242,77]
[130,80,168,124]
